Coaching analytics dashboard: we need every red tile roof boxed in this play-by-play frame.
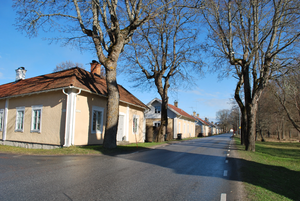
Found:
[192,115,210,126]
[0,67,147,109]
[167,102,195,121]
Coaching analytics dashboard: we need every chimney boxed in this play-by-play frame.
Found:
[193,111,196,116]
[90,60,101,75]
[205,117,208,121]
[15,67,26,81]
[211,121,214,124]
[197,114,199,117]
[174,100,178,107]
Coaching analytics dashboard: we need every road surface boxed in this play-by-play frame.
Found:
[0,133,243,201]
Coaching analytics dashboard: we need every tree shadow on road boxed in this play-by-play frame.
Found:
[105,138,300,200]
[84,134,300,200]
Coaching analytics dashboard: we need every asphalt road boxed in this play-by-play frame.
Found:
[0,133,243,201]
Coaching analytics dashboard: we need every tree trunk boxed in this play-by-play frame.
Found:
[154,74,170,142]
[245,103,257,151]
[241,110,246,145]
[243,64,256,151]
[103,66,119,148]
[260,129,265,142]
[160,96,169,142]
[282,120,285,140]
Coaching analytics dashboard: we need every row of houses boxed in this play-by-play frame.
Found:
[145,98,221,141]
[0,62,221,149]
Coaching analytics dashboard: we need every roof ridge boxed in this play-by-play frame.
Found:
[0,67,147,109]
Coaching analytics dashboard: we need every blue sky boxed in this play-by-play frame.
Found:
[0,1,237,123]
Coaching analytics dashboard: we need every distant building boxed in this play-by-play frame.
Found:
[191,112,210,137]
[145,98,196,140]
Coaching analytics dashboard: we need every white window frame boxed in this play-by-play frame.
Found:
[15,107,25,132]
[154,106,161,114]
[0,109,4,131]
[91,106,104,134]
[133,115,139,134]
[178,122,181,133]
[31,105,43,133]
[153,121,161,127]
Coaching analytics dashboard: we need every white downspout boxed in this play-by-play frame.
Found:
[173,118,177,139]
[2,99,9,141]
[62,87,81,147]
[143,110,146,142]
[126,105,129,141]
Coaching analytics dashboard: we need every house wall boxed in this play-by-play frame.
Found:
[195,124,202,137]
[146,118,174,140]
[126,104,145,143]
[74,92,107,145]
[145,100,177,119]
[73,92,146,145]
[3,91,66,145]
[176,118,195,138]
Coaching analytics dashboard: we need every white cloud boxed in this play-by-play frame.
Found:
[0,72,3,79]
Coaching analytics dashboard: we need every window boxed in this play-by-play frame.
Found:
[31,105,42,132]
[154,106,161,114]
[91,106,104,134]
[178,122,181,133]
[184,124,186,133]
[153,121,161,127]
[15,107,25,132]
[0,109,3,131]
[133,115,139,134]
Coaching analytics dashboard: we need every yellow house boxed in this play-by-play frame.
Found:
[145,98,196,140]
[0,63,147,149]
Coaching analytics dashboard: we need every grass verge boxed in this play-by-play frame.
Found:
[0,138,195,156]
[234,137,300,201]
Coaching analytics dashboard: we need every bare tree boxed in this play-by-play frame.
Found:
[216,109,231,132]
[123,2,202,141]
[257,81,299,140]
[14,0,179,148]
[201,0,300,151]
[53,61,84,72]
[274,66,300,132]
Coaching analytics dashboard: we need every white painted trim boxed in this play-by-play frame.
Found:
[117,112,126,141]
[15,106,25,132]
[0,109,4,132]
[173,118,177,138]
[126,105,129,141]
[63,88,81,147]
[132,115,139,134]
[90,106,104,134]
[2,99,9,140]
[143,112,146,141]
[30,105,43,133]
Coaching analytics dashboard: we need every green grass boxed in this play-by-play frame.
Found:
[0,138,192,156]
[234,137,300,201]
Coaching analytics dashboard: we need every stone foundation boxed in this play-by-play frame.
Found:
[1,140,61,149]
